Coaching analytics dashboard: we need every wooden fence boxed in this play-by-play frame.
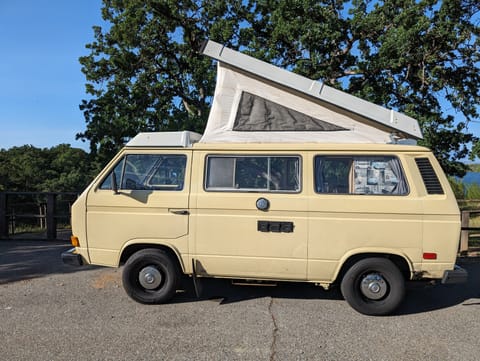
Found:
[460,209,480,254]
[0,192,78,240]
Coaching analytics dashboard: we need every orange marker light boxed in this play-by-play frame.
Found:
[423,252,437,260]
[70,236,80,247]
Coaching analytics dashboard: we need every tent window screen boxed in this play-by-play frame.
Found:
[233,92,347,132]
[206,155,300,192]
[314,156,408,195]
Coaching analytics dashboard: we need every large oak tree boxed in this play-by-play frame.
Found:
[79,0,479,175]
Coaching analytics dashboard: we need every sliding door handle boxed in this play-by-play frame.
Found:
[169,209,189,215]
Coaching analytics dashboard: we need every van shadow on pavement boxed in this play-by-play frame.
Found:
[0,239,98,284]
[396,259,480,315]
[1,239,479,316]
[173,259,480,316]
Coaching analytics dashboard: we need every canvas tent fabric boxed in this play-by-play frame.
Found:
[200,41,422,144]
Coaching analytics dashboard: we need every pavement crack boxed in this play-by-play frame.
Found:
[268,297,278,361]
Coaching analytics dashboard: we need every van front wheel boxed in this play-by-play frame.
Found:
[340,258,405,316]
[122,249,179,304]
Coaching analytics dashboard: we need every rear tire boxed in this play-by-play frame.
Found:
[340,257,405,316]
[122,249,179,304]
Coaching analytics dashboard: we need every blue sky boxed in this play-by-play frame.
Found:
[0,1,478,157]
[0,0,104,150]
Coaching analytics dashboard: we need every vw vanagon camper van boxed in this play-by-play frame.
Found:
[62,42,467,315]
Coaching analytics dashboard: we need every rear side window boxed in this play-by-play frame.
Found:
[415,157,444,195]
[314,156,408,195]
[205,155,301,192]
[100,154,187,191]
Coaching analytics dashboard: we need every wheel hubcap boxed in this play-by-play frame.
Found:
[360,273,387,300]
[139,266,162,289]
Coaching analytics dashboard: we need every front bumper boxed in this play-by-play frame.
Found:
[441,265,468,284]
[61,248,84,266]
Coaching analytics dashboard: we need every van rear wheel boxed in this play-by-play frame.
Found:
[340,258,405,316]
[122,249,179,304]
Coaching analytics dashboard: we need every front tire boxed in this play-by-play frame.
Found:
[340,258,405,316]
[122,249,180,304]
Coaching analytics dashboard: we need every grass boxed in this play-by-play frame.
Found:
[9,223,71,235]
[471,216,480,227]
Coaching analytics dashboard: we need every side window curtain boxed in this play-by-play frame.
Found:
[387,158,408,195]
[315,156,408,195]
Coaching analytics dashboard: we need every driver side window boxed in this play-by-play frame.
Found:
[100,154,187,191]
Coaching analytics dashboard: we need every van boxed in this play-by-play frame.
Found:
[62,41,467,315]
[62,131,467,315]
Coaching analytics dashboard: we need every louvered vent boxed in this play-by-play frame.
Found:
[415,158,444,195]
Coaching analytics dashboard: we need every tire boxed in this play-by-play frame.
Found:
[340,257,405,316]
[122,248,180,304]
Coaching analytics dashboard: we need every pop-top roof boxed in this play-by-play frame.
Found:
[199,40,422,144]
[126,131,202,147]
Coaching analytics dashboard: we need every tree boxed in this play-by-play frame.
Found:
[79,0,251,164]
[79,0,479,175]
[0,146,46,192]
[0,145,93,192]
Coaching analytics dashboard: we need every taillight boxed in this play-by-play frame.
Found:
[423,252,437,260]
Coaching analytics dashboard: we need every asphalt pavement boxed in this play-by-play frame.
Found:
[1,239,480,361]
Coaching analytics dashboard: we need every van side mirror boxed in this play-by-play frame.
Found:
[112,172,119,194]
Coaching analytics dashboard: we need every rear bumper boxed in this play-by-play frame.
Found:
[441,265,468,284]
[61,248,84,266]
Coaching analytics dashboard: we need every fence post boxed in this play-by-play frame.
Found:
[46,193,57,240]
[0,193,7,238]
[460,210,470,254]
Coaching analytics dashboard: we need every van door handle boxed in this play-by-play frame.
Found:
[169,209,189,215]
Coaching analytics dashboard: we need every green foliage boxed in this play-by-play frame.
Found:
[80,0,479,175]
[448,176,466,199]
[0,145,94,192]
[466,182,480,200]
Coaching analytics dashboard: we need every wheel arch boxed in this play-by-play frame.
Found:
[119,242,185,273]
[333,252,412,284]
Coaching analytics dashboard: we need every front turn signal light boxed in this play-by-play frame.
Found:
[71,236,80,247]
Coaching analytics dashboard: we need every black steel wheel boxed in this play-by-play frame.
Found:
[122,249,179,304]
[340,258,405,316]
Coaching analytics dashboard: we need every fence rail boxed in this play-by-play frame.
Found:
[0,192,78,240]
[460,209,480,254]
